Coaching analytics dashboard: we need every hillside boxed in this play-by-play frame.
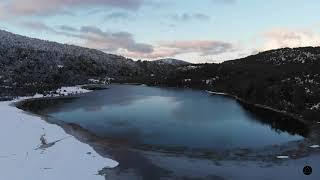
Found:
[0,30,145,96]
[226,47,320,65]
[153,58,191,66]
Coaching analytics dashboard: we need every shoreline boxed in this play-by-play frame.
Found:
[205,90,310,125]
[0,86,118,180]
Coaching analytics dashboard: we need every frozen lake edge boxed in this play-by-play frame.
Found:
[0,86,118,180]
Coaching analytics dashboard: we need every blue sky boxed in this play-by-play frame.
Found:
[1,0,320,63]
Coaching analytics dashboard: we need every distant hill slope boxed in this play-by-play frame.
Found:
[226,47,320,65]
[153,58,191,66]
[0,29,142,89]
[0,29,137,66]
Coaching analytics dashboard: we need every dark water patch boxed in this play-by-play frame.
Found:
[16,96,80,115]
[239,102,310,137]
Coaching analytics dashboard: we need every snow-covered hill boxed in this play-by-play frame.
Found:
[0,29,142,89]
[153,58,191,66]
[0,29,135,66]
[230,47,320,65]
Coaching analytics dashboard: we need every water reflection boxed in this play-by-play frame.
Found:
[240,103,309,137]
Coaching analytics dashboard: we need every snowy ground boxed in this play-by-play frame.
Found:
[0,86,118,180]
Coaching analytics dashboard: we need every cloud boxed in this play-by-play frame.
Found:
[123,40,235,59]
[60,25,154,54]
[0,0,144,17]
[0,2,9,19]
[20,21,54,31]
[16,20,236,60]
[58,25,78,32]
[124,47,179,59]
[18,22,153,55]
[105,12,132,21]
[260,28,320,51]
[162,40,234,55]
[171,13,211,22]
[57,25,235,59]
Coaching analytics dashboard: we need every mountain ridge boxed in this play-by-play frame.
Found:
[152,58,191,66]
[225,47,320,65]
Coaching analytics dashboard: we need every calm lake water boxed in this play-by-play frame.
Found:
[29,84,305,150]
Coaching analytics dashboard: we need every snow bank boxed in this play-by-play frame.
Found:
[205,90,227,96]
[311,103,320,110]
[276,156,289,159]
[56,86,91,96]
[310,145,320,148]
[0,87,118,180]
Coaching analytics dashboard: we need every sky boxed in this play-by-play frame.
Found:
[1,0,320,63]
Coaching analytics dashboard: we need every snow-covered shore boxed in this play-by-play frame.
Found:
[0,86,118,180]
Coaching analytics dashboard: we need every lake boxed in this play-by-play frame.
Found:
[23,84,306,151]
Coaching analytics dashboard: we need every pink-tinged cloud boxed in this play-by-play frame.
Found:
[59,25,153,54]
[123,47,179,59]
[261,28,320,51]
[120,40,235,59]
[1,0,144,17]
[161,40,235,56]
[55,25,235,59]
